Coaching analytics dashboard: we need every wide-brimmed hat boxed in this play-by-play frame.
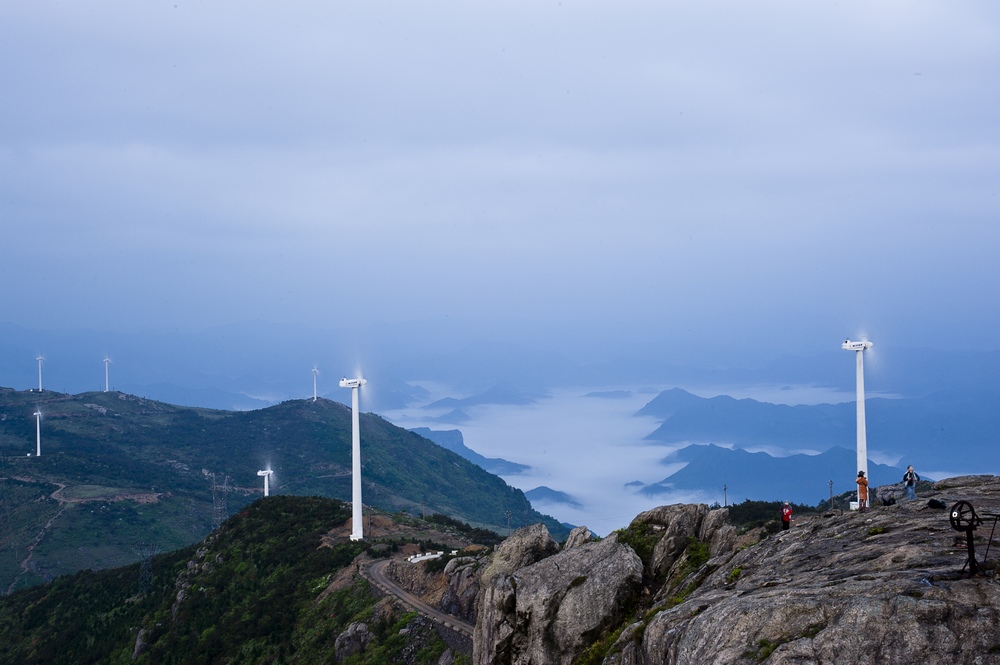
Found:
[858,471,865,477]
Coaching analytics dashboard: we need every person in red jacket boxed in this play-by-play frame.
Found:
[781,501,793,530]
[856,471,869,512]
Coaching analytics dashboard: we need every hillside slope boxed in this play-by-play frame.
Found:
[0,496,483,664]
[0,388,564,591]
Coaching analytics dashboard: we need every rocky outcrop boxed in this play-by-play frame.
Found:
[479,523,560,588]
[440,556,483,622]
[605,475,1000,664]
[474,532,643,665]
[632,504,710,579]
[334,622,372,661]
[471,479,1000,664]
[471,505,738,665]
[564,525,594,549]
[697,505,737,557]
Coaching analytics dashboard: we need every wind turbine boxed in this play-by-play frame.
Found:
[312,367,319,402]
[340,376,367,541]
[36,356,44,391]
[842,338,873,504]
[104,356,112,393]
[34,410,42,457]
[257,469,273,497]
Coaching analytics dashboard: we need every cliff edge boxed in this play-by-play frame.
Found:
[473,475,1000,665]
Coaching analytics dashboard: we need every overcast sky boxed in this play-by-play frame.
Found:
[3,1,999,372]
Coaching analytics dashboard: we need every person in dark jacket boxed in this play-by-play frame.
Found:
[903,465,920,500]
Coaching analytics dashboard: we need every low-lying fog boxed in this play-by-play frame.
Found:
[383,383,856,536]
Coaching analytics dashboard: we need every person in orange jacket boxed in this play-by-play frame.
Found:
[856,471,869,512]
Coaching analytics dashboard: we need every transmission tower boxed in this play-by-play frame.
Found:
[212,474,230,530]
[134,542,159,596]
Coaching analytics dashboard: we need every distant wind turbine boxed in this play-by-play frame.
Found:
[104,356,112,393]
[36,356,43,391]
[340,376,367,541]
[312,367,319,402]
[34,410,41,457]
[257,469,273,497]
[842,338,873,505]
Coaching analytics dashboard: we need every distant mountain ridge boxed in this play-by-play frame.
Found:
[636,387,1000,473]
[422,383,546,410]
[408,427,529,475]
[524,485,582,508]
[641,444,901,505]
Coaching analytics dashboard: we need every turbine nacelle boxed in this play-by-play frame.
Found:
[842,339,873,352]
[256,469,273,477]
[339,377,367,389]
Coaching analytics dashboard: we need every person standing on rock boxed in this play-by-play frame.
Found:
[781,501,793,530]
[903,465,920,500]
[856,471,869,512]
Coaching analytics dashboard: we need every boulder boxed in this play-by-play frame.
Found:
[474,535,642,665]
[631,503,709,578]
[440,556,482,623]
[478,523,560,588]
[334,622,372,662]
[564,525,594,549]
[698,507,737,557]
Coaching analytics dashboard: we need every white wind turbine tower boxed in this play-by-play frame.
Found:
[842,338,873,504]
[36,356,44,391]
[104,356,112,393]
[257,469,273,497]
[34,410,42,457]
[340,376,367,541]
[312,367,319,402]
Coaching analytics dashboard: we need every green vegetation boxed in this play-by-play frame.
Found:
[614,522,660,570]
[742,623,826,662]
[0,495,476,664]
[726,499,821,533]
[573,623,628,665]
[581,532,717,665]
[0,388,565,590]
[422,553,457,574]
[747,638,781,661]
[422,513,505,547]
[678,537,710,578]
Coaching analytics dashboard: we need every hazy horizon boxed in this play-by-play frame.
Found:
[3,2,999,378]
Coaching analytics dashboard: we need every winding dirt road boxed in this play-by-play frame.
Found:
[6,485,67,595]
[366,559,474,637]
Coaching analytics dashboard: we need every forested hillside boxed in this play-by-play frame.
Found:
[0,388,564,591]
[0,496,476,664]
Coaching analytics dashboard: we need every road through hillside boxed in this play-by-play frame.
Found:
[366,559,474,637]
